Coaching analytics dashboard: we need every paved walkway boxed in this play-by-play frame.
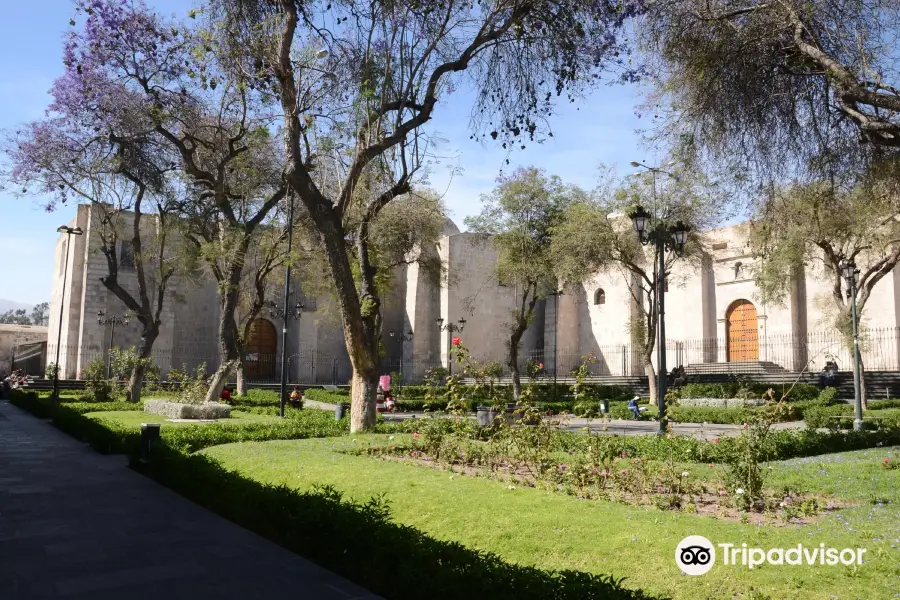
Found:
[0,400,381,600]
[382,412,807,440]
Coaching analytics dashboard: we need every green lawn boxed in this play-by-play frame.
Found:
[201,435,900,600]
[85,409,281,429]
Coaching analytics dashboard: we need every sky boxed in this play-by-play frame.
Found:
[0,0,657,306]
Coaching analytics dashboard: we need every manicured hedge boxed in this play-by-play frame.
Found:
[869,399,900,410]
[678,382,820,401]
[304,388,350,405]
[134,444,651,600]
[9,390,143,418]
[10,389,650,600]
[558,425,900,464]
[231,389,281,407]
[396,383,631,404]
[804,404,900,430]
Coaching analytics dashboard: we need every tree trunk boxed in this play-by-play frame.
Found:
[205,290,242,403]
[236,361,247,397]
[126,325,158,404]
[127,362,146,404]
[206,359,238,403]
[205,264,249,402]
[350,368,378,432]
[643,357,657,406]
[509,348,522,403]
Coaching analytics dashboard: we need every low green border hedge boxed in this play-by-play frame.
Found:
[8,390,651,600]
[134,445,652,600]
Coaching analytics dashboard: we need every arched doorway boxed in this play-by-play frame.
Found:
[245,319,277,380]
[726,300,759,362]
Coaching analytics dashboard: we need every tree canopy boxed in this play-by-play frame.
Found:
[551,163,723,398]
[207,0,641,430]
[638,0,900,187]
[466,166,583,397]
[0,304,49,327]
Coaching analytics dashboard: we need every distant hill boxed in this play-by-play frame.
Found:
[0,299,32,313]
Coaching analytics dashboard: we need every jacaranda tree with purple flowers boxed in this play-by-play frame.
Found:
[6,72,184,404]
[30,0,301,403]
[212,0,642,431]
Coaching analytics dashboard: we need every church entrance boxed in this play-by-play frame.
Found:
[245,318,277,380]
[726,300,759,362]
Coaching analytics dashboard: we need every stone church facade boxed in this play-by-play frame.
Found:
[48,203,900,383]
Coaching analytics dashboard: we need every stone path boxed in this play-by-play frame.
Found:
[0,400,381,600]
[382,412,807,440]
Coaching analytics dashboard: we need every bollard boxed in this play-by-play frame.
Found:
[140,423,161,464]
[335,402,350,421]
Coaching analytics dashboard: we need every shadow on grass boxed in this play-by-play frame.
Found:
[135,443,662,600]
[9,389,661,599]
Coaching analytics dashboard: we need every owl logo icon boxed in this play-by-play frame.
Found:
[676,536,716,575]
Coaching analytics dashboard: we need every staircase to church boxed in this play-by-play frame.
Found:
[683,361,788,376]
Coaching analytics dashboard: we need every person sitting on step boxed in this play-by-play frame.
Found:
[628,396,646,420]
[289,385,304,408]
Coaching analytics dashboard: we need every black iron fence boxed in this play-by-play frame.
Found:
[33,326,900,385]
[40,345,354,385]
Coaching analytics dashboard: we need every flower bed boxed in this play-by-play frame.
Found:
[358,443,842,524]
[356,414,845,524]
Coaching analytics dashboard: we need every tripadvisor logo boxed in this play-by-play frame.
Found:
[676,536,866,575]
[676,536,716,575]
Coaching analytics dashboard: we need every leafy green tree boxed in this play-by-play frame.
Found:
[551,164,722,401]
[29,303,49,326]
[0,309,31,325]
[466,167,581,401]
[213,0,638,432]
[8,93,183,404]
[749,178,900,408]
[637,0,900,184]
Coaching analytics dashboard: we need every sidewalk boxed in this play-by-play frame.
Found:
[0,400,381,600]
[381,412,807,440]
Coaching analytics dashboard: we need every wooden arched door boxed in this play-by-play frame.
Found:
[245,319,277,380]
[726,300,759,362]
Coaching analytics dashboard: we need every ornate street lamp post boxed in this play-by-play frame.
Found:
[628,161,690,435]
[389,328,413,398]
[840,259,864,431]
[436,317,466,376]
[267,297,304,417]
[97,310,130,379]
[52,225,83,401]
[547,289,564,399]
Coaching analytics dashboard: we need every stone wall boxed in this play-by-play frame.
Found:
[0,325,48,374]
[45,204,900,382]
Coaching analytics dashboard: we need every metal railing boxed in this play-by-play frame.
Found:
[28,326,900,384]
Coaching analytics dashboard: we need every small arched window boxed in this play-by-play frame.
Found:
[594,288,606,305]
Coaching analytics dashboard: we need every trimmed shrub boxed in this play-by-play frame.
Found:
[234,389,280,407]
[18,402,347,456]
[8,390,142,418]
[804,404,900,430]
[668,405,752,425]
[61,401,144,415]
[304,388,351,405]
[134,444,652,600]
[679,382,819,402]
[81,356,117,402]
[870,399,900,410]
[144,400,232,420]
[9,390,56,418]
